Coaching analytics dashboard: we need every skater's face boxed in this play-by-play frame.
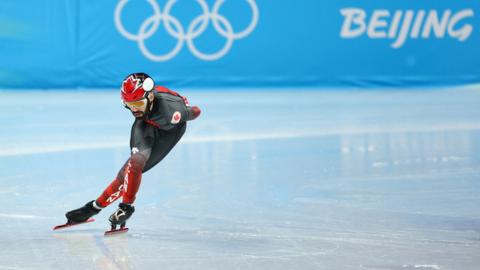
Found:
[128,92,154,120]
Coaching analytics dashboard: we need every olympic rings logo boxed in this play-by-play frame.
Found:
[114,0,259,61]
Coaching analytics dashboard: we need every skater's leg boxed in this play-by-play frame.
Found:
[122,154,147,204]
[95,158,130,208]
[108,124,186,227]
[95,176,125,208]
[96,151,147,207]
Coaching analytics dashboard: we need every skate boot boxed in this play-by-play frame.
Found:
[108,202,135,229]
[65,200,102,224]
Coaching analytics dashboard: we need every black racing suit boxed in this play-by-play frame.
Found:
[97,86,200,206]
[129,86,194,172]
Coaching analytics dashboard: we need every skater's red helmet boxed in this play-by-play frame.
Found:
[121,73,155,102]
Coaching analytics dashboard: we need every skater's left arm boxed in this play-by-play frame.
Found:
[158,94,201,125]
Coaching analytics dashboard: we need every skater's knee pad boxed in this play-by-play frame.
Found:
[129,154,147,170]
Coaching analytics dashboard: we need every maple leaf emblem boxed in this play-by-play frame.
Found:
[171,111,181,124]
[121,75,141,94]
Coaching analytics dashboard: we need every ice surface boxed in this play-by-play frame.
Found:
[0,88,479,270]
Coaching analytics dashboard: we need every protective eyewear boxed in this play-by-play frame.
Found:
[123,97,148,109]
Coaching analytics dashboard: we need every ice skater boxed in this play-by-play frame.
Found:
[61,73,201,232]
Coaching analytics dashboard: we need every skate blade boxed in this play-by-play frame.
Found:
[53,218,95,230]
[104,227,129,237]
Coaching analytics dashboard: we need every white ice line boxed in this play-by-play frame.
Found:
[1,124,480,157]
[0,142,129,157]
[0,214,47,220]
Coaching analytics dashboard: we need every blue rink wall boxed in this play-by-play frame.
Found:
[0,0,479,89]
